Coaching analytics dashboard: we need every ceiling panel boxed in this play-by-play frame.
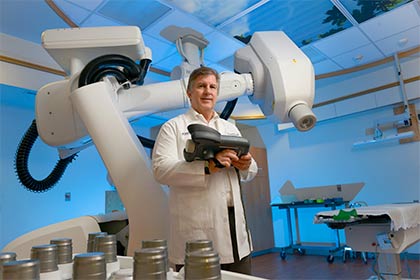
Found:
[0,0,68,44]
[340,0,414,24]
[163,0,262,26]
[143,9,214,39]
[375,25,420,55]
[220,0,353,47]
[331,43,385,68]
[141,33,177,66]
[97,0,171,29]
[359,1,420,42]
[312,59,342,75]
[65,0,104,11]
[202,30,245,63]
[81,12,122,27]
[300,45,328,64]
[313,26,371,58]
[53,0,92,25]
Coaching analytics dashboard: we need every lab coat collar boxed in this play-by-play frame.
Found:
[187,108,220,123]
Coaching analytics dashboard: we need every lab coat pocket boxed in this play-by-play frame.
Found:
[177,190,214,232]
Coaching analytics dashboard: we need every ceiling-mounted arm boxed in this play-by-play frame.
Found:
[160,25,209,80]
[234,31,317,131]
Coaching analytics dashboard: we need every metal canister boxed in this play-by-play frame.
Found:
[184,250,221,280]
[87,232,108,252]
[133,248,167,280]
[73,252,106,280]
[185,239,213,254]
[50,238,72,264]
[142,239,168,272]
[0,252,17,265]
[2,259,40,280]
[95,234,117,263]
[30,244,58,273]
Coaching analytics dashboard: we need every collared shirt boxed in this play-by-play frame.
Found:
[152,108,258,264]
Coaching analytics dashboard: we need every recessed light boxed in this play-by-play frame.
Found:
[353,54,363,62]
[398,38,408,47]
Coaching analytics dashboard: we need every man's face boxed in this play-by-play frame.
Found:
[187,74,218,116]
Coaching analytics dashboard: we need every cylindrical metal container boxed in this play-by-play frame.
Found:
[185,239,213,254]
[50,238,72,264]
[95,234,117,263]
[73,252,106,280]
[184,250,221,280]
[87,232,108,252]
[30,244,58,273]
[133,248,166,280]
[2,259,40,280]
[0,252,17,265]
[142,239,168,272]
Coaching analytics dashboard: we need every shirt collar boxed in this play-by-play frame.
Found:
[187,108,220,123]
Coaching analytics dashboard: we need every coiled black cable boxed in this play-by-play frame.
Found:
[15,55,153,193]
[14,120,77,193]
[78,54,150,88]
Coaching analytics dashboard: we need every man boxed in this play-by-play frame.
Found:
[152,66,258,274]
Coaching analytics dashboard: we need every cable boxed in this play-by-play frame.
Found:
[78,54,143,88]
[14,120,77,192]
[220,98,238,120]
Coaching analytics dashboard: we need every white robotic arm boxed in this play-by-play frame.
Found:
[36,26,315,151]
[16,26,316,256]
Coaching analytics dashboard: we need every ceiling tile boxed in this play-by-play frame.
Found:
[97,0,171,30]
[202,30,245,63]
[312,26,371,58]
[313,59,342,75]
[80,13,122,27]
[142,33,177,65]
[301,45,328,64]
[163,0,261,26]
[375,25,420,56]
[144,9,214,41]
[0,0,69,44]
[151,53,183,73]
[331,43,385,69]
[54,0,94,25]
[340,0,413,24]
[359,1,420,42]
[220,0,352,47]
[65,0,105,11]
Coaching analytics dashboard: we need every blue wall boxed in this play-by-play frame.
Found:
[0,84,111,249]
[259,102,420,253]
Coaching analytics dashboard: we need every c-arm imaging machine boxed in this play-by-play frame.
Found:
[9,26,316,256]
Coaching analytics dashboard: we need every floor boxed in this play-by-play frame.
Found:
[251,252,420,280]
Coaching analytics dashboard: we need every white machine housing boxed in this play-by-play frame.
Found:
[235,31,316,131]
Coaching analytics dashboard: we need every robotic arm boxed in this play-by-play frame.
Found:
[35,26,316,152]
[17,26,316,256]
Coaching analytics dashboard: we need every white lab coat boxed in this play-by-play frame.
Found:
[152,108,258,264]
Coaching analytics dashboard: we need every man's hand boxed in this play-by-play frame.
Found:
[232,152,252,171]
[209,149,251,173]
